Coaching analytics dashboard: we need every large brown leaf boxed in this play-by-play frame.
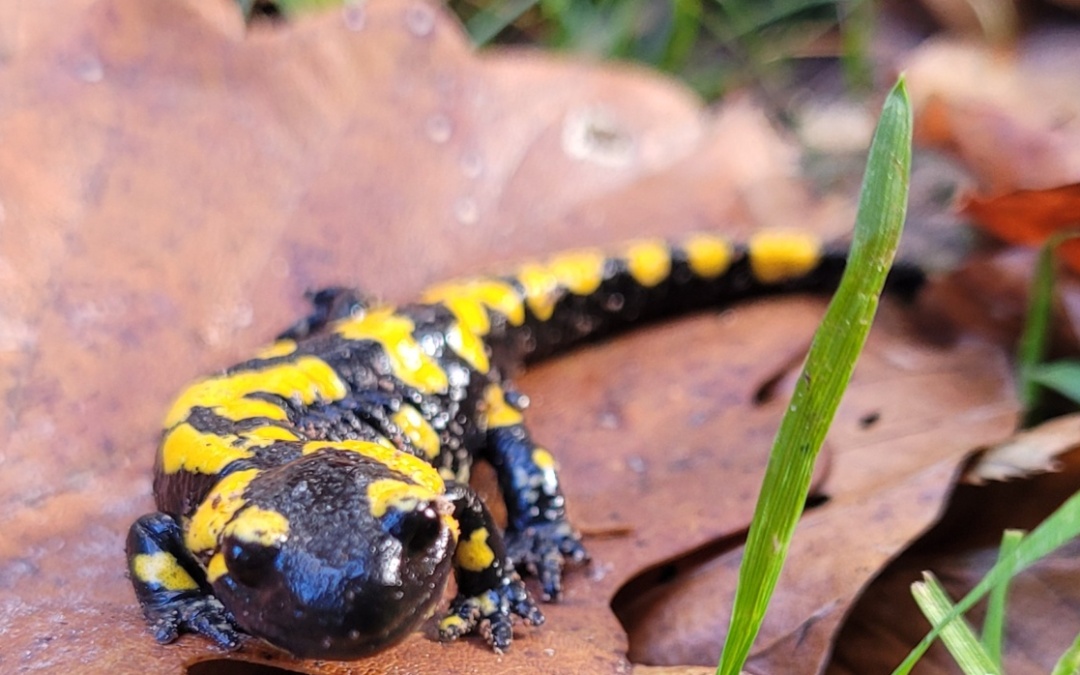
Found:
[0,1,1019,674]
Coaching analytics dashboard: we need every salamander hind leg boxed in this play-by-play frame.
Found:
[438,483,543,654]
[126,512,242,650]
[482,384,588,601]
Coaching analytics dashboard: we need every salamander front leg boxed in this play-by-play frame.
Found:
[438,483,543,653]
[482,384,588,601]
[126,512,241,650]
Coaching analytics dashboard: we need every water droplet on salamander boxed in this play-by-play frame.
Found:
[603,293,625,312]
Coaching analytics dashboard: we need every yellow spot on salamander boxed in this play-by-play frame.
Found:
[256,339,298,359]
[455,527,496,572]
[683,233,733,278]
[421,279,525,334]
[205,506,290,582]
[546,249,606,296]
[206,552,228,583]
[445,321,490,373]
[185,469,260,554]
[303,440,445,494]
[225,506,289,547]
[132,552,199,592]
[392,406,441,459]
[439,614,468,636]
[532,448,556,471]
[624,240,671,287]
[748,230,823,284]
[483,385,523,428]
[164,357,347,428]
[335,308,450,394]
[367,478,438,518]
[515,262,560,321]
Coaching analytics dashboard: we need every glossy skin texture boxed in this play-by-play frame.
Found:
[126,231,904,659]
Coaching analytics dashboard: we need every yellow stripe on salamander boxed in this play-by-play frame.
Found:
[185,468,261,555]
[392,405,442,460]
[335,308,451,394]
[302,440,445,494]
[205,506,290,583]
[444,320,490,373]
[483,384,523,428]
[747,230,823,284]
[421,279,525,335]
[164,357,347,428]
[545,249,606,296]
[366,478,439,518]
[159,423,300,476]
[515,247,609,320]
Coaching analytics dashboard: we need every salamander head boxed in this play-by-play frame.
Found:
[206,451,456,659]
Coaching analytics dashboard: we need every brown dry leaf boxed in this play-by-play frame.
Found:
[905,32,1080,193]
[829,446,1080,674]
[962,183,1080,274]
[965,411,1080,483]
[0,1,849,673]
[611,308,1017,673]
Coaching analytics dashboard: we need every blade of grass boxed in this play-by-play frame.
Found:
[1027,361,1080,406]
[838,0,873,92]
[466,0,542,46]
[891,487,1080,675]
[912,573,1001,675]
[715,77,913,675]
[1017,233,1062,422]
[659,0,704,72]
[1052,629,1080,675]
[982,529,1023,667]
[1017,231,1080,425]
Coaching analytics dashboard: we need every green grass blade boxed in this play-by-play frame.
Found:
[715,77,913,675]
[466,0,543,46]
[982,529,1023,667]
[659,0,703,71]
[1017,231,1080,424]
[1027,361,1080,406]
[838,0,873,91]
[1017,234,1061,421]
[1052,629,1080,675]
[892,488,1080,674]
[912,574,1001,675]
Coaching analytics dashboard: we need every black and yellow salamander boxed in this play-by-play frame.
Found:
[126,230,923,659]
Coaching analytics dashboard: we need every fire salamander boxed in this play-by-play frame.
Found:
[126,230,923,659]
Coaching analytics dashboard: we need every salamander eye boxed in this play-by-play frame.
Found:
[223,537,280,587]
[385,504,442,556]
